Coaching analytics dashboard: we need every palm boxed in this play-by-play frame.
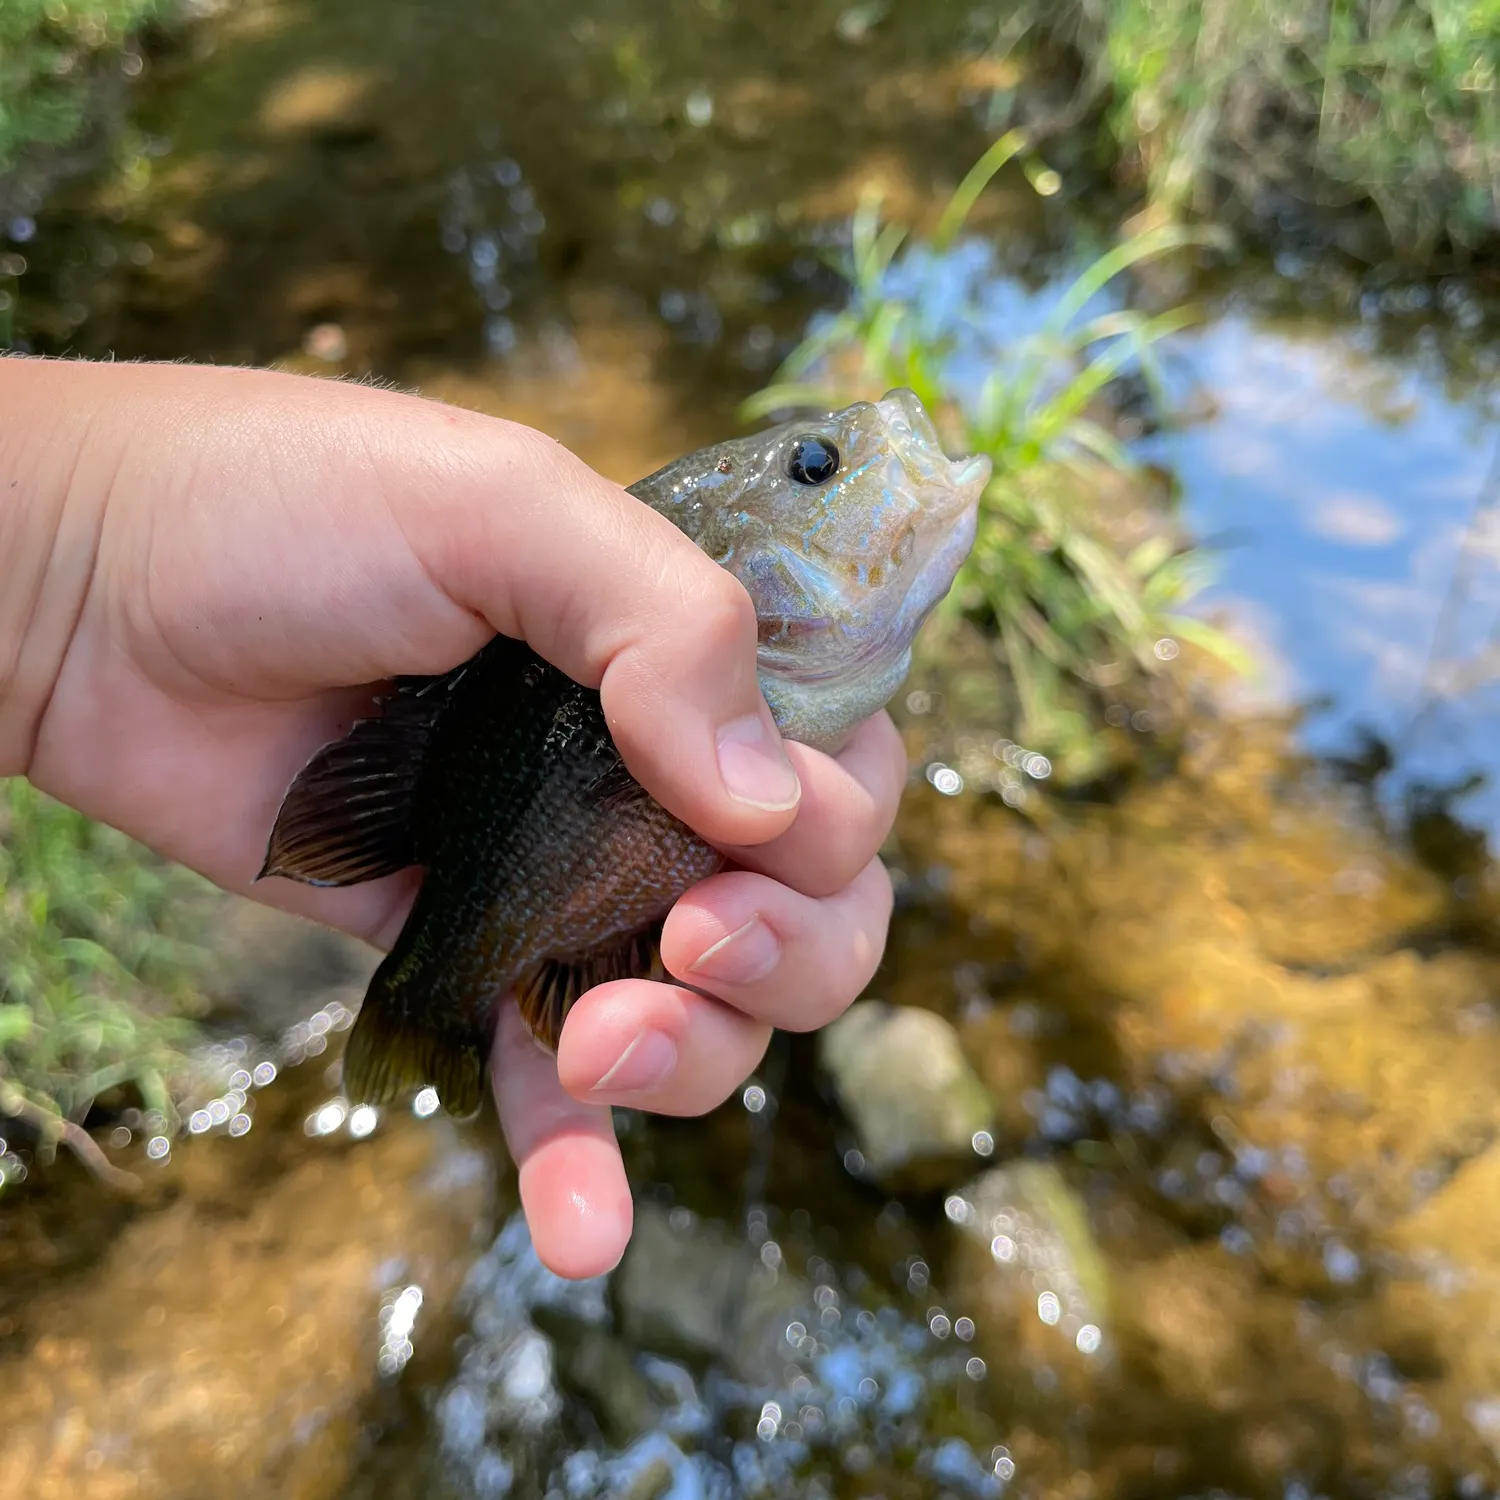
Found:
[25,472,641,1278]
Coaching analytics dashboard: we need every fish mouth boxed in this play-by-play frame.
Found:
[875,386,949,460]
[857,396,988,675]
[949,454,991,489]
[874,388,991,519]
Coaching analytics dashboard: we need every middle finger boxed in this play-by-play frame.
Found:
[660,858,893,1032]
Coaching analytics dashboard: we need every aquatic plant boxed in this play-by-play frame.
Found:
[745,134,1250,781]
[0,776,212,1189]
[0,0,162,174]
[998,0,1499,259]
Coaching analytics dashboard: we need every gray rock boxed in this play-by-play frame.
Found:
[950,1160,1110,1330]
[205,897,380,1036]
[613,1205,807,1381]
[532,1307,662,1447]
[818,1001,998,1188]
[946,1160,1112,1395]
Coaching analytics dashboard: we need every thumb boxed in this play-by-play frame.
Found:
[359,384,803,849]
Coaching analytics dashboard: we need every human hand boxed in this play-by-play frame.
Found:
[0,357,901,1277]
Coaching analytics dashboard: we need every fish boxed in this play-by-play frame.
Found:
[257,388,990,1117]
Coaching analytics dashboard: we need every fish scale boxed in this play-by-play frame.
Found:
[351,636,725,1113]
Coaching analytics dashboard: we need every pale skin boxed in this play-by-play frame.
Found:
[0,356,902,1278]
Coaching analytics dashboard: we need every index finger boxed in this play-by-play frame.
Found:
[38,361,803,855]
[366,393,805,850]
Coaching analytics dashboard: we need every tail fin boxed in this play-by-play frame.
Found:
[341,952,488,1120]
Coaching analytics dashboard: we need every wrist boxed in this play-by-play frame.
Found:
[0,356,114,778]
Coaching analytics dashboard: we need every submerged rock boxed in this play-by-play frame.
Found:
[535,1314,663,1448]
[818,1000,998,1189]
[205,898,380,1038]
[434,1212,613,1493]
[613,1204,808,1381]
[946,1159,1112,1400]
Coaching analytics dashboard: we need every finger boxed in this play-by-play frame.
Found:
[358,381,805,849]
[556,979,772,1116]
[658,858,893,1031]
[717,712,907,899]
[490,1001,633,1279]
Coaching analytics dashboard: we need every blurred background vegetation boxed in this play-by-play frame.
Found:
[745,136,1250,782]
[0,779,211,1183]
[4,2,1494,256]
[0,0,161,173]
[999,0,1499,259]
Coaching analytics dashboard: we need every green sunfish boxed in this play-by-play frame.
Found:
[259,389,990,1116]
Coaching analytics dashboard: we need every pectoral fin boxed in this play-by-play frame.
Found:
[581,757,650,812]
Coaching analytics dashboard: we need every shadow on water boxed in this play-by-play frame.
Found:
[6,1,1500,1497]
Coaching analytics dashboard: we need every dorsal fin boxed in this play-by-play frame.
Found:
[257,666,466,888]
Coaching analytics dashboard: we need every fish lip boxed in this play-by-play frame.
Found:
[875,387,944,447]
[876,387,993,507]
[950,454,992,489]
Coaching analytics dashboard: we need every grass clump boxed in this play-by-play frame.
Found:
[0,776,212,1187]
[0,0,163,175]
[746,135,1250,782]
[1007,0,1499,259]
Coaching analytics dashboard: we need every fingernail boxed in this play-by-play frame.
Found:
[716,712,800,812]
[589,1029,677,1095]
[689,916,780,985]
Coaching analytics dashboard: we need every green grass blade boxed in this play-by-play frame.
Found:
[933,129,1028,249]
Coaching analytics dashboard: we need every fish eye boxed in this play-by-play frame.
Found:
[787,436,840,486]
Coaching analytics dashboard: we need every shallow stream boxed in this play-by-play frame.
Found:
[4,3,1500,1496]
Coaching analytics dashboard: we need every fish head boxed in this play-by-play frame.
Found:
[635,388,989,749]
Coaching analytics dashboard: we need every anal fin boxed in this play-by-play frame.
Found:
[342,951,489,1119]
[516,925,665,1052]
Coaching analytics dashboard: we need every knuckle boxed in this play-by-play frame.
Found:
[860,854,896,920]
[782,861,891,1033]
[692,571,758,653]
[804,819,876,899]
[874,716,910,802]
[848,863,893,988]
